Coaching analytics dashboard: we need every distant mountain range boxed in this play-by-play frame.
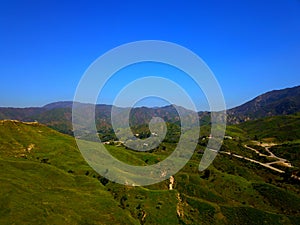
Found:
[227,85,300,123]
[0,85,299,134]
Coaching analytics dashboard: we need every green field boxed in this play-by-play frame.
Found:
[0,117,299,224]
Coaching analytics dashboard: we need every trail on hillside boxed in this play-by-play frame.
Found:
[219,143,300,181]
[244,144,292,168]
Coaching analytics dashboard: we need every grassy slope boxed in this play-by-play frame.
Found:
[0,120,300,224]
[226,113,300,171]
[233,113,300,142]
[0,120,139,225]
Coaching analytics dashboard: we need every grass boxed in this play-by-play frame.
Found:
[252,182,300,215]
[270,143,300,168]
[236,113,300,142]
[221,206,285,225]
[0,158,139,225]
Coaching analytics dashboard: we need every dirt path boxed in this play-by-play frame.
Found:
[244,144,292,168]
[169,176,174,190]
[219,143,300,181]
[219,151,285,173]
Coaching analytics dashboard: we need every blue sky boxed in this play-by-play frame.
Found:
[1,0,300,110]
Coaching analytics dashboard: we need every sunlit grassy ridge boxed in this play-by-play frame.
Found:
[0,120,139,225]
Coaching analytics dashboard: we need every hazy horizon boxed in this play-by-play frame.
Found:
[1,1,300,110]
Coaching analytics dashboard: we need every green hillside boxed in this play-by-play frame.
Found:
[234,113,300,142]
[0,120,300,224]
[0,120,139,225]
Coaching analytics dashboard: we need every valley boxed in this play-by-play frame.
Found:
[2,1,299,224]
[0,113,299,224]
[0,86,299,224]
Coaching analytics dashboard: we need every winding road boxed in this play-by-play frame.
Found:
[244,144,292,168]
[219,143,300,181]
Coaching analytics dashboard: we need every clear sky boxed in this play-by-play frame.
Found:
[1,0,300,110]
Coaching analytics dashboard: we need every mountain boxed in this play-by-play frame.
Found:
[42,101,75,110]
[0,103,193,135]
[227,85,300,124]
[0,102,110,135]
[0,85,299,134]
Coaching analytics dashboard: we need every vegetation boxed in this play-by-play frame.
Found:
[0,115,299,224]
[235,113,300,142]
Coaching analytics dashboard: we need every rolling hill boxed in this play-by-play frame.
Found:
[0,120,139,225]
[0,119,300,224]
[0,85,300,224]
